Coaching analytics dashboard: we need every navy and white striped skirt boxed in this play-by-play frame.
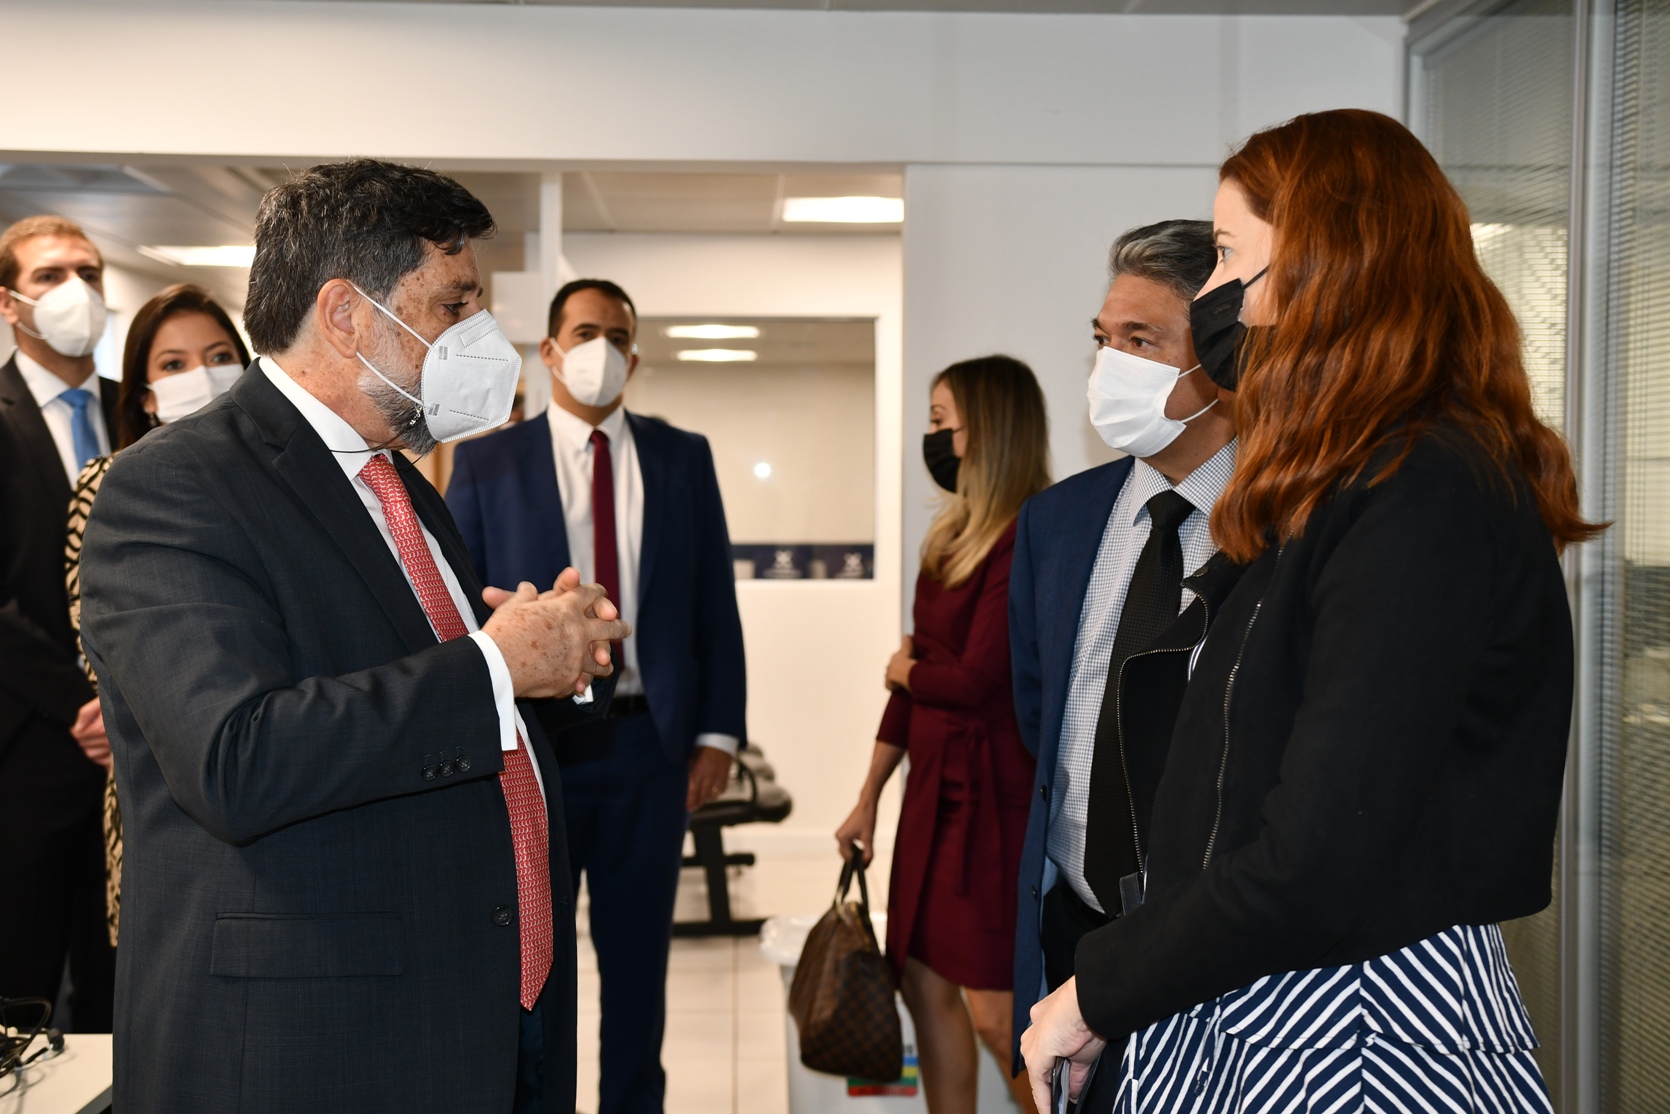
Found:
[1109,923,1553,1113]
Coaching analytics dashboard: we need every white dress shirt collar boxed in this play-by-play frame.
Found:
[1122,438,1238,527]
[259,356,382,479]
[546,398,629,449]
[15,348,100,407]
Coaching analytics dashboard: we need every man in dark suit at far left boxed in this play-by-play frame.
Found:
[0,215,119,1030]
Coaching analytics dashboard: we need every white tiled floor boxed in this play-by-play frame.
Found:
[574,845,883,1114]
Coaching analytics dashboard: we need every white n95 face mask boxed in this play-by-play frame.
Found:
[1087,344,1216,458]
[8,276,108,358]
[554,335,630,408]
[151,364,243,424]
[352,285,522,443]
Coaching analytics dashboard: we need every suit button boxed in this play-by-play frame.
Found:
[423,765,439,781]
[492,905,515,927]
[1039,784,1048,800]
[457,754,472,773]
[440,761,455,778]
[1031,885,1039,901]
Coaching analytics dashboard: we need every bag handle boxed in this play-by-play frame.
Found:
[835,846,880,950]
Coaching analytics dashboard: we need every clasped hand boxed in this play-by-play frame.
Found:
[481,567,631,699]
[1020,976,1107,1113]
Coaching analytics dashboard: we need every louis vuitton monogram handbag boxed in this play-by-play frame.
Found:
[786,848,904,1083]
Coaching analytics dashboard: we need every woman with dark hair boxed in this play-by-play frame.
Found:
[1021,109,1599,1113]
[65,282,248,945]
[836,355,1050,1113]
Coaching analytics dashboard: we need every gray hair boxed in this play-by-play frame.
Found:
[244,158,495,354]
[1107,219,1217,302]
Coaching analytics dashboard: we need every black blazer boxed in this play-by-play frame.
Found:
[1074,429,1573,1042]
[0,354,115,766]
[80,368,606,1114]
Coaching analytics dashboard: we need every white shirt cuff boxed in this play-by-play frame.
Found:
[694,733,740,757]
[467,631,519,753]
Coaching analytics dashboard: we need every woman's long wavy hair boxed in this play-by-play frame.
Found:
[1211,109,1601,561]
[921,355,1051,587]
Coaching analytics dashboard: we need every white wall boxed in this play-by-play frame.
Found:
[0,3,1401,168]
[564,233,904,850]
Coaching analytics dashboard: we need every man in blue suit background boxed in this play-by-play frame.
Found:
[448,279,745,1114]
[1007,222,1235,1071]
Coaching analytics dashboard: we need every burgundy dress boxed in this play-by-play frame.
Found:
[877,522,1035,990]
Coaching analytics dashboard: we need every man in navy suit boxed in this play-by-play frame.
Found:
[1008,221,1236,1072]
[448,278,746,1114]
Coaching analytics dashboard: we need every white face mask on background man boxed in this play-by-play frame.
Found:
[151,364,244,424]
[8,275,108,358]
[553,335,631,408]
[351,284,522,444]
[1086,343,1217,459]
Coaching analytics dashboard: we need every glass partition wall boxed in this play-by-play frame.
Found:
[1412,2,1670,1110]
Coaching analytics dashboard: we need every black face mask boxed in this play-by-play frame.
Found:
[1189,267,1268,391]
[922,428,961,492]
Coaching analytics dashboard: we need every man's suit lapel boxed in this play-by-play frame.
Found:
[515,414,571,575]
[1040,458,1135,759]
[234,370,441,654]
[1053,458,1134,647]
[0,355,73,508]
[629,412,665,604]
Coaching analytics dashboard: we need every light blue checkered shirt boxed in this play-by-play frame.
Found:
[1046,439,1237,912]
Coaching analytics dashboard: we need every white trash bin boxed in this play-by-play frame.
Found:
[760,914,1017,1113]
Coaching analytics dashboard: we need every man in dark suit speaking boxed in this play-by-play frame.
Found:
[79,159,629,1114]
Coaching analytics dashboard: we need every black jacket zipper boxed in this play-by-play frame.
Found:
[1114,591,1212,882]
[1202,546,1282,871]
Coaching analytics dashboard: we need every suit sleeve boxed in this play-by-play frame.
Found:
[445,441,488,581]
[1009,501,1043,756]
[80,439,508,846]
[0,442,92,728]
[907,531,1017,714]
[1073,465,1503,1039]
[0,594,92,727]
[689,436,747,746]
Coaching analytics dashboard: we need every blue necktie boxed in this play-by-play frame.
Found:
[59,387,100,472]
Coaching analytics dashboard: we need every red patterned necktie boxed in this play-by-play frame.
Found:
[359,453,553,1010]
[589,429,623,663]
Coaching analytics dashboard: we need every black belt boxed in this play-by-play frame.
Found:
[607,693,651,720]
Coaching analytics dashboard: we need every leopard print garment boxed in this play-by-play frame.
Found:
[66,454,120,947]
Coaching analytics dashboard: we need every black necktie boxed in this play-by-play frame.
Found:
[1083,489,1196,915]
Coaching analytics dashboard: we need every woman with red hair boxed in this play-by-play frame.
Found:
[1021,109,1598,1113]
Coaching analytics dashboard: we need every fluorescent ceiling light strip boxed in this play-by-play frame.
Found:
[676,348,758,362]
[781,196,903,224]
[140,244,257,267]
[664,324,761,340]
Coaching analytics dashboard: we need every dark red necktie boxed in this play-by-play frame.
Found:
[359,454,552,1009]
[590,429,623,663]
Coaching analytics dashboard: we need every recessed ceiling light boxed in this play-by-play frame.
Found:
[676,348,758,362]
[753,462,773,479]
[139,244,256,267]
[664,324,761,340]
[782,196,904,224]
